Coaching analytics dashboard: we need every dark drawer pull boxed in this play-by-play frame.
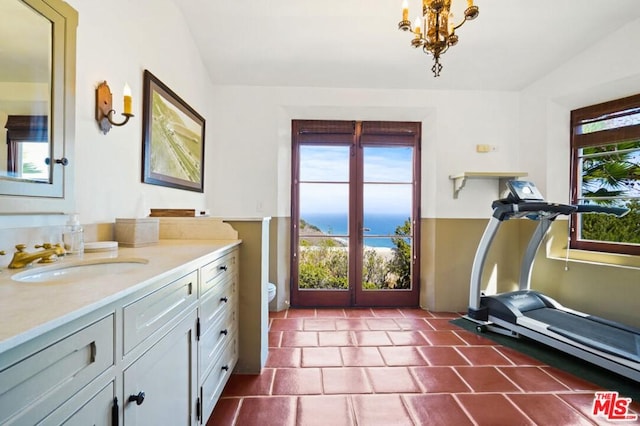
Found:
[220,297,228,303]
[128,391,145,406]
[221,365,229,371]
[220,329,228,336]
[218,265,228,271]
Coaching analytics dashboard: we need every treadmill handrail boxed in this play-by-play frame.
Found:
[575,204,629,218]
[491,201,577,221]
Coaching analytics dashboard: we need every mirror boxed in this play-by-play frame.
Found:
[0,1,51,184]
[0,0,77,212]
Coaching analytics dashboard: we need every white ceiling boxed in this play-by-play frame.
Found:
[173,0,640,91]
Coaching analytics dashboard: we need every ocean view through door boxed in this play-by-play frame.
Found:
[291,120,421,307]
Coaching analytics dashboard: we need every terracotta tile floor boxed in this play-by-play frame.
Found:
[207,308,639,425]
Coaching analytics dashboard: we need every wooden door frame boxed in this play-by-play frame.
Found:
[290,120,421,308]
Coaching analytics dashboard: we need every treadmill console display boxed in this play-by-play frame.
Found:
[507,181,545,202]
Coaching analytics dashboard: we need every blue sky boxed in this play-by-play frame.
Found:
[299,145,413,214]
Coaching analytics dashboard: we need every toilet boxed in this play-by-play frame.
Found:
[267,282,276,303]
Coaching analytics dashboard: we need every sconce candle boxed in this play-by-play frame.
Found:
[123,83,132,115]
[95,80,134,135]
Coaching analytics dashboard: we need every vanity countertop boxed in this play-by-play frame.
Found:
[0,239,241,353]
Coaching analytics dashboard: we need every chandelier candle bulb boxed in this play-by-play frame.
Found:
[402,0,408,21]
[414,17,421,34]
[467,0,474,8]
[123,83,132,115]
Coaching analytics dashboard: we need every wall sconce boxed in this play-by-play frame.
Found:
[95,81,134,134]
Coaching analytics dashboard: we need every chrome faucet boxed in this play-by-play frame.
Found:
[8,243,66,269]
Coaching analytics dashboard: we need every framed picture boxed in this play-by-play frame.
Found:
[141,69,205,192]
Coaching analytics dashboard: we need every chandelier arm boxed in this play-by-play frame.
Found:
[453,19,468,31]
[454,6,480,30]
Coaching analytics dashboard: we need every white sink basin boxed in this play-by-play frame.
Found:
[12,257,149,283]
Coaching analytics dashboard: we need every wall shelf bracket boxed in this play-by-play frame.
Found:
[449,172,528,199]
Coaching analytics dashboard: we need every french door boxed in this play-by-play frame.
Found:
[291,120,421,308]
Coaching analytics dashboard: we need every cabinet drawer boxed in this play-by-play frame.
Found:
[200,250,237,297]
[200,335,238,422]
[42,380,115,426]
[199,309,237,381]
[123,270,197,355]
[199,273,237,333]
[0,314,114,425]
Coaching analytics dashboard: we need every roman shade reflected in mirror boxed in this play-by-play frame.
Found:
[5,115,48,179]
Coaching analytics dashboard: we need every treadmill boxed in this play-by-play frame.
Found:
[466,180,640,382]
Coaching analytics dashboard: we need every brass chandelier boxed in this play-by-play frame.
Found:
[398,0,479,77]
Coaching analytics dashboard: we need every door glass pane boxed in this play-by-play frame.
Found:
[362,146,413,291]
[298,145,350,291]
[363,146,413,182]
[300,145,349,181]
[298,236,349,290]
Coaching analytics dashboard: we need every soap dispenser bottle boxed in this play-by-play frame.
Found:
[63,214,84,255]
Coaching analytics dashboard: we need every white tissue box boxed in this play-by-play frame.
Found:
[114,218,159,247]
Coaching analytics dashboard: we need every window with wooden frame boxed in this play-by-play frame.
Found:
[570,94,640,255]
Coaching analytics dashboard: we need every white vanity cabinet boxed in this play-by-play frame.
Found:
[0,241,241,426]
[197,248,239,422]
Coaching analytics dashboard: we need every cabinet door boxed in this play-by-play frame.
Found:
[123,309,198,426]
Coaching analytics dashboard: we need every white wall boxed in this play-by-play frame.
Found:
[519,17,640,202]
[518,18,640,324]
[65,0,213,224]
[206,86,521,220]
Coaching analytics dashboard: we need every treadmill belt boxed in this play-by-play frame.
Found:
[523,308,640,364]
